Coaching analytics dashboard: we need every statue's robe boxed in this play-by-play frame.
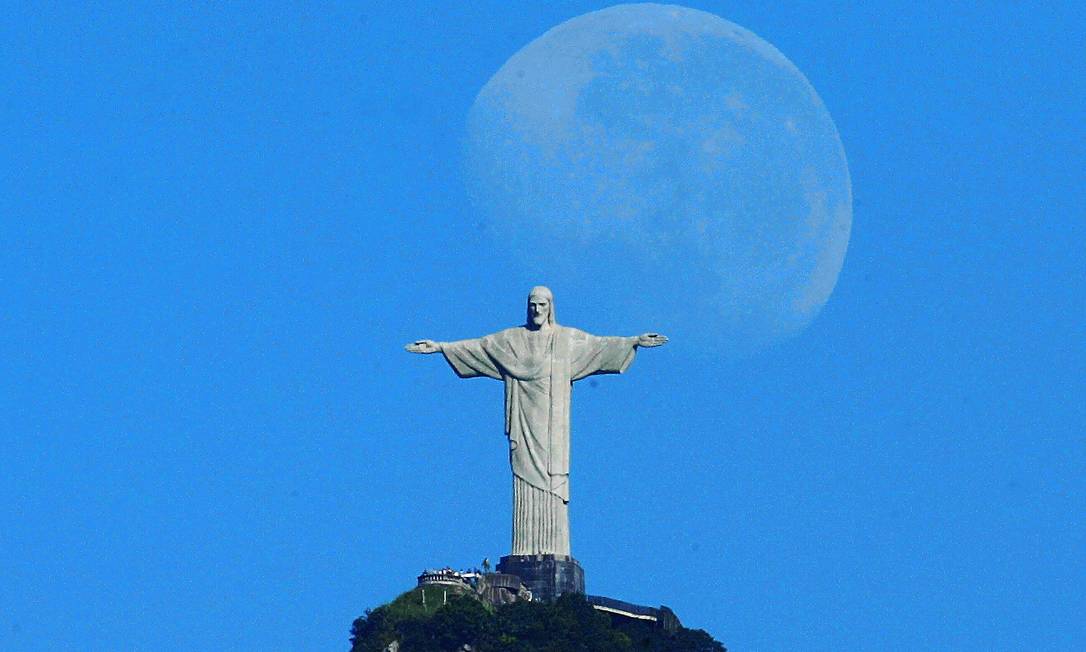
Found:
[441,326,637,556]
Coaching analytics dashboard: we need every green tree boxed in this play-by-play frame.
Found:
[349,590,726,652]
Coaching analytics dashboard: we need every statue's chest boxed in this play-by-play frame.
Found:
[498,329,570,382]
[517,334,550,368]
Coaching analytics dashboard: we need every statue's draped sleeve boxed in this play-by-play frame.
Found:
[440,337,502,380]
[569,332,638,381]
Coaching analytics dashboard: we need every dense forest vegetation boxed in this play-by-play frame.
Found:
[350,589,725,651]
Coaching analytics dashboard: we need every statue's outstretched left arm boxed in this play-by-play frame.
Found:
[635,333,668,348]
[570,331,668,381]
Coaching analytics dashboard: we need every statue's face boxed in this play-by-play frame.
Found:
[528,295,551,327]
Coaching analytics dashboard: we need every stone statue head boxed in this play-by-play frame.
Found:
[526,286,555,329]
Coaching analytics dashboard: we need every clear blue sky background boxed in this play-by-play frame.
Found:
[2,2,1083,650]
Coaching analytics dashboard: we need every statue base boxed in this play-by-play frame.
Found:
[497,554,584,602]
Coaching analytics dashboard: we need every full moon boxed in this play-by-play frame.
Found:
[465,4,851,354]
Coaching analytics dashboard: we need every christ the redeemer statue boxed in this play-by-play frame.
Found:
[406,286,667,558]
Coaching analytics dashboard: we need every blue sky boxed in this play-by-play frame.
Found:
[2,2,1083,650]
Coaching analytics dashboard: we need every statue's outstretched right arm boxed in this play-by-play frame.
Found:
[406,337,502,380]
[405,339,442,354]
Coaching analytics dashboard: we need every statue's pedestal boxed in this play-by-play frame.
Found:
[497,554,584,602]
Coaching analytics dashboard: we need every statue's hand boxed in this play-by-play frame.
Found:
[405,339,441,354]
[637,333,669,348]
